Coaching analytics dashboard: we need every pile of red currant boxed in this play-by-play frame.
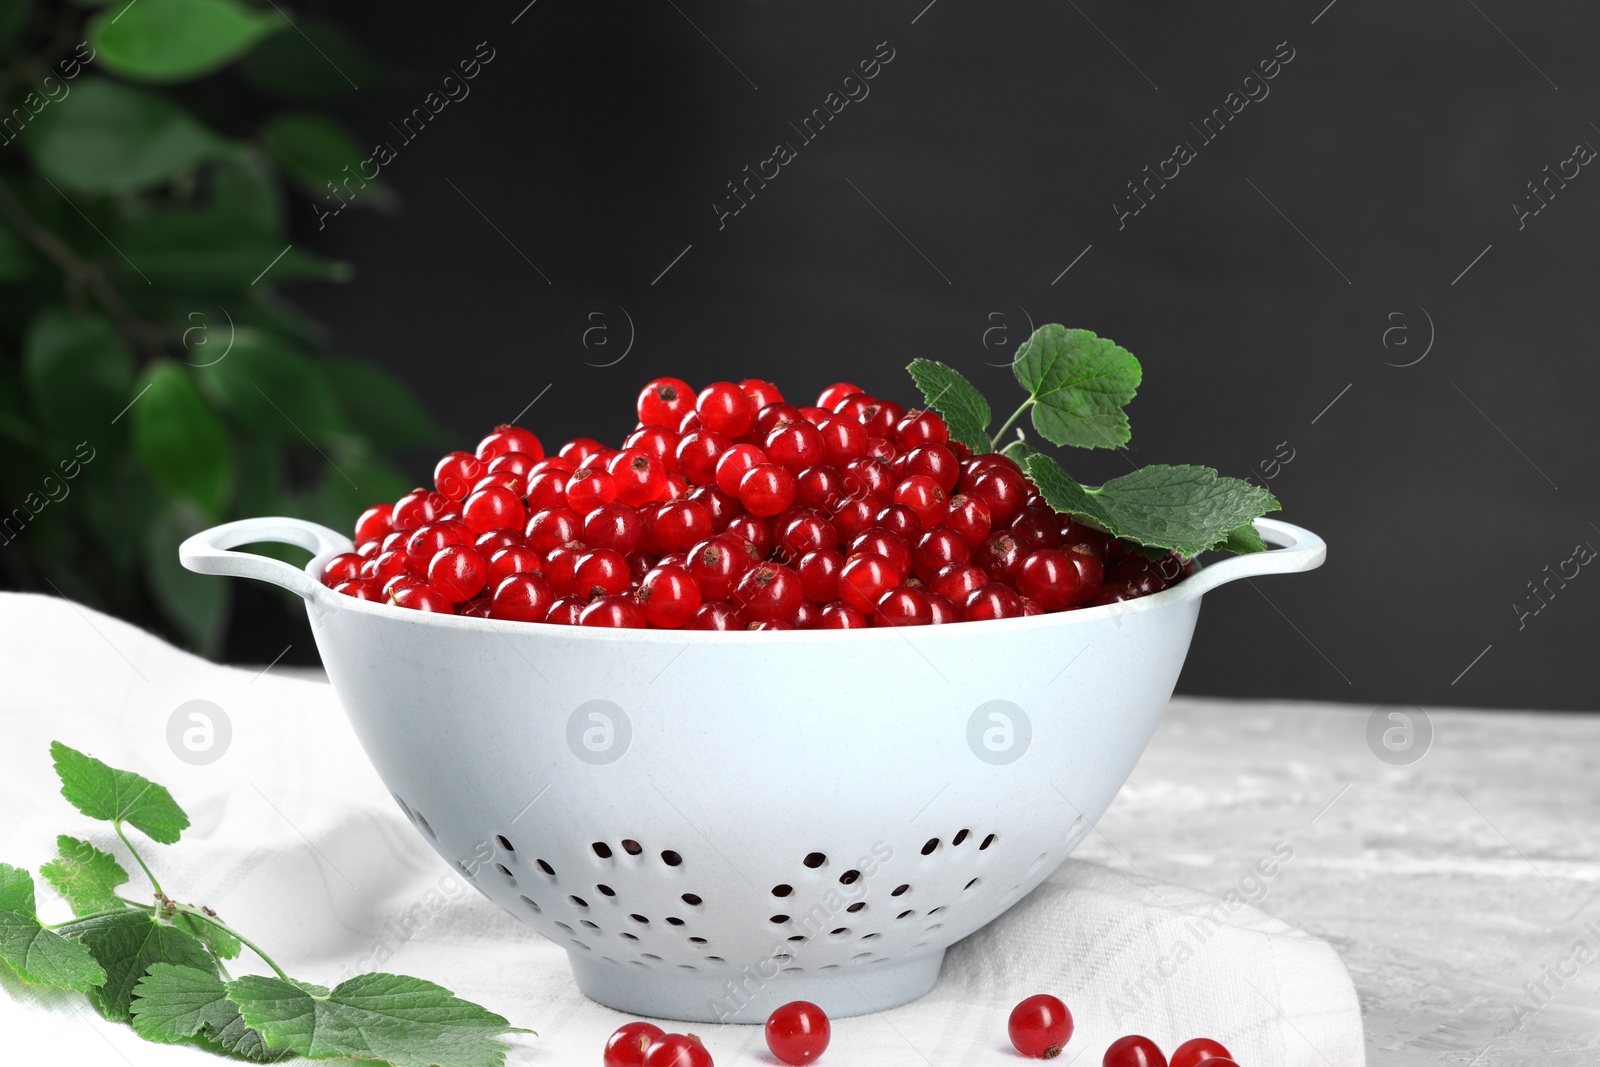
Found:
[320,378,1189,628]
[600,996,1238,1065]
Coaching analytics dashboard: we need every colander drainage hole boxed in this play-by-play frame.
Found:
[642,953,662,961]
[705,956,724,963]
[845,902,865,914]
[519,895,541,913]
[555,922,573,932]
[897,910,915,920]
[891,884,910,897]
[414,813,435,840]
[688,936,708,945]
[769,914,790,924]
[569,895,589,908]
[952,828,970,846]
[592,842,613,859]
[819,964,839,971]
[851,952,872,962]
[622,840,643,856]
[860,932,880,941]
[929,906,946,915]
[773,952,793,961]
[980,833,996,850]
[495,863,514,880]
[629,960,647,968]
[921,838,941,856]
[620,932,640,941]
[677,964,696,971]
[829,927,849,937]
[925,923,944,932]
[536,859,556,877]
[629,914,650,925]
[839,869,860,885]
[787,935,806,943]
[803,852,827,869]
[771,884,793,897]
[665,917,685,926]
[681,893,702,906]
[964,878,980,891]
[571,940,590,950]
[495,834,514,852]
[661,850,683,867]
[597,884,616,897]
[580,920,600,931]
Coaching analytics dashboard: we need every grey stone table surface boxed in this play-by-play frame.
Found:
[1081,696,1600,1067]
[279,664,1600,1066]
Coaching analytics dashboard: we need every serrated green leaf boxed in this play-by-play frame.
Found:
[130,361,233,517]
[22,307,136,444]
[1024,455,1279,558]
[23,77,226,194]
[1000,436,1036,464]
[39,836,129,917]
[905,359,990,453]
[1013,325,1142,449]
[50,740,191,843]
[171,911,241,961]
[0,863,108,991]
[1222,522,1269,554]
[70,910,216,1020]
[227,972,522,1067]
[90,0,283,83]
[132,963,288,1060]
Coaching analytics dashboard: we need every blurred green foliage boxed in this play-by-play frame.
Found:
[0,0,443,655]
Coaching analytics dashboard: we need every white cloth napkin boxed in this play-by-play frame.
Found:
[0,592,1364,1065]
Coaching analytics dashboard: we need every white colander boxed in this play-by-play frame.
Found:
[180,516,1324,1023]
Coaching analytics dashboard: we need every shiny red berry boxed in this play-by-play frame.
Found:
[427,544,487,602]
[816,381,863,409]
[608,448,668,506]
[738,463,796,517]
[1008,993,1073,1059]
[463,486,526,535]
[320,552,363,587]
[477,424,544,462]
[574,548,631,598]
[525,505,583,553]
[676,429,732,486]
[1103,1035,1166,1067]
[965,582,1025,620]
[580,594,648,628]
[734,562,803,623]
[354,504,394,546]
[1168,1038,1232,1067]
[875,586,932,626]
[583,503,646,555]
[714,443,765,497]
[839,553,898,614]
[638,378,695,428]
[641,1032,713,1067]
[391,584,453,613]
[685,601,746,629]
[652,500,714,553]
[567,467,618,512]
[637,565,702,628]
[765,1001,829,1066]
[817,602,869,628]
[697,381,756,436]
[605,1022,666,1067]
[487,546,542,587]
[491,573,555,622]
[433,451,485,499]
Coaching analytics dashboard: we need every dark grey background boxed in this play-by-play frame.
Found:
[233,0,1600,711]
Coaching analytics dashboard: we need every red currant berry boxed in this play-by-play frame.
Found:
[574,548,631,598]
[641,1033,712,1067]
[321,552,364,587]
[875,586,933,626]
[838,553,898,614]
[738,463,796,517]
[794,465,847,512]
[697,381,756,437]
[432,452,484,500]
[714,443,766,498]
[793,600,822,628]
[393,488,448,532]
[544,595,588,626]
[865,435,899,464]
[580,594,648,628]
[965,582,1025,620]
[487,451,537,480]
[686,485,743,531]
[559,437,607,466]
[1018,549,1092,611]
[893,474,947,528]
[832,391,876,419]
[816,381,863,409]
[933,562,987,605]
[477,424,544,462]
[1169,1038,1231,1067]
[382,572,422,599]
[1062,520,1110,560]
[913,526,971,582]
[815,414,869,466]
[333,578,381,601]
[491,573,555,622]
[488,546,542,587]
[1008,993,1073,1059]
[624,425,682,474]
[976,531,1026,585]
[354,504,394,546]
[943,493,993,547]
[583,503,646,555]
[1012,506,1066,551]
[608,448,668,506]
[605,1021,666,1067]
[637,565,702,628]
[753,401,803,439]
[1066,547,1105,601]
[364,549,411,587]
[637,377,695,429]
[391,584,453,613]
[849,528,913,581]
[525,506,583,553]
[685,601,747,630]
[427,544,487,603]
[525,468,570,509]
[734,562,803,623]
[796,549,844,602]
[859,398,905,438]
[894,409,950,450]
[567,467,618,512]
[688,538,753,601]
[817,602,869,628]
[1103,1035,1166,1067]
[720,514,769,558]
[842,457,894,503]
[405,522,468,575]
[765,1001,829,1066]
[475,527,524,555]
[777,511,837,561]
[463,486,526,535]
[902,443,960,492]
[874,503,923,543]
[652,499,714,553]
[926,592,959,624]
[970,465,1029,526]
[830,497,875,541]
[764,420,825,472]
[675,429,731,486]
[740,377,783,409]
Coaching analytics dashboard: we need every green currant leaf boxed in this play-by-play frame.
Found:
[131,963,288,1061]
[50,740,191,844]
[1024,454,1280,558]
[1013,325,1142,449]
[0,863,108,991]
[1221,522,1270,554]
[999,435,1037,464]
[90,0,283,84]
[39,836,130,917]
[70,910,217,1020]
[171,911,242,961]
[905,359,991,453]
[226,972,527,1067]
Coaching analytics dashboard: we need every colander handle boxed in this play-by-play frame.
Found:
[1178,518,1327,597]
[178,516,354,600]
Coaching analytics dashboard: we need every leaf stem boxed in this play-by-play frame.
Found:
[171,903,291,981]
[114,821,165,899]
[989,397,1034,452]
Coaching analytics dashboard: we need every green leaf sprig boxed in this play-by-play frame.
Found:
[1,742,532,1066]
[908,325,1279,558]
